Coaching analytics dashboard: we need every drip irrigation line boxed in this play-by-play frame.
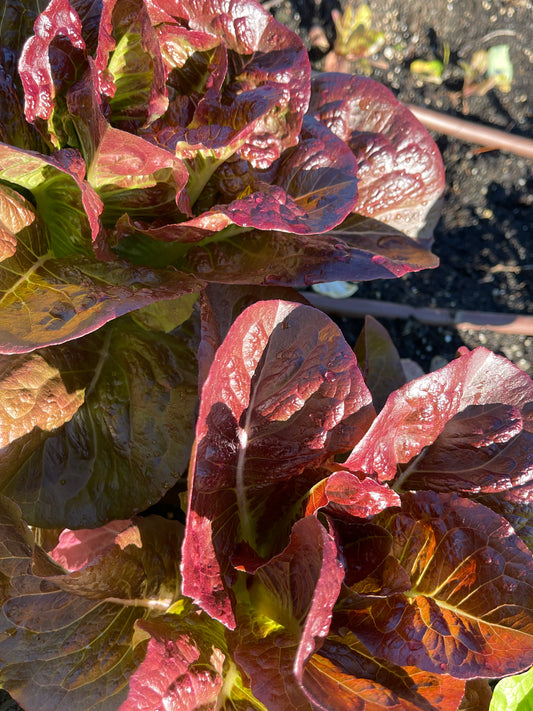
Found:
[407,104,533,159]
[304,293,533,336]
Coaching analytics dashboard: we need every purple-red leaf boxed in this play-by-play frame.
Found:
[181,300,374,627]
[335,491,533,679]
[308,73,445,244]
[18,0,85,124]
[305,470,400,519]
[146,0,311,167]
[345,346,533,483]
[177,214,438,287]
[119,616,225,711]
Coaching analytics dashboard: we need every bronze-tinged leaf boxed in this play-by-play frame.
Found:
[303,636,465,711]
[335,491,533,680]
[0,351,84,449]
[0,184,35,262]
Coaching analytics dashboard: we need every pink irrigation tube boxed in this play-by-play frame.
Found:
[407,104,533,159]
[304,293,533,336]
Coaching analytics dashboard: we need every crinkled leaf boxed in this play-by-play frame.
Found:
[197,282,308,389]
[181,300,374,627]
[176,213,438,287]
[0,350,84,449]
[490,666,533,711]
[0,219,202,354]
[1,316,198,528]
[308,73,445,244]
[354,315,407,412]
[304,635,466,711]
[305,470,400,519]
[147,0,311,168]
[119,615,226,711]
[0,184,35,262]
[121,113,359,242]
[335,491,533,679]
[0,142,101,256]
[345,347,533,483]
[208,115,358,235]
[18,0,85,125]
[0,498,183,711]
[230,516,344,711]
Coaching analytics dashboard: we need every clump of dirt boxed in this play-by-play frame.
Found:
[267,0,533,375]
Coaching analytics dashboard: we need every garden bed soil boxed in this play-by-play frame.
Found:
[270,0,533,375]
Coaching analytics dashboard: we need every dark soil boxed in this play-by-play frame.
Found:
[268,0,533,375]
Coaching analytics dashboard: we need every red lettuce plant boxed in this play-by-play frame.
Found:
[0,0,443,526]
[1,299,532,710]
[2,0,531,709]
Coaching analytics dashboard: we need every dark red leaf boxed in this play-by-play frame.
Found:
[181,300,374,627]
[0,497,183,710]
[177,215,438,287]
[345,346,533,484]
[308,73,445,244]
[354,315,407,412]
[146,0,311,167]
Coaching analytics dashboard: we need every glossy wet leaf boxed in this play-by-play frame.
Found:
[308,74,445,244]
[0,219,202,354]
[305,470,400,519]
[18,0,85,125]
[177,214,438,287]
[345,347,533,483]
[0,316,198,528]
[181,299,374,627]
